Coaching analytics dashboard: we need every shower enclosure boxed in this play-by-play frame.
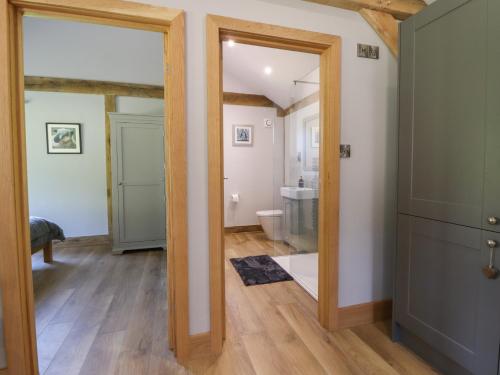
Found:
[272,66,320,300]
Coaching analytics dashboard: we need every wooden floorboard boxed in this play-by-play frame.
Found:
[32,244,178,375]
[32,232,438,374]
[186,232,439,375]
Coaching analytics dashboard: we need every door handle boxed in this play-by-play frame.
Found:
[483,239,499,279]
[486,239,497,248]
[118,182,124,186]
[487,216,498,225]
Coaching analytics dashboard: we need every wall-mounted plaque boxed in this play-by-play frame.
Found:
[357,43,379,59]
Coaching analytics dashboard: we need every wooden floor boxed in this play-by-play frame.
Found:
[32,241,184,375]
[186,232,439,375]
[33,232,439,374]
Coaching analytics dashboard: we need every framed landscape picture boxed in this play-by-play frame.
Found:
[232,125,253,147]
[46,123,82,154]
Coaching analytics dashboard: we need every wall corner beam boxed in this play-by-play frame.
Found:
[303,0,426,20]
[359,8,399,57]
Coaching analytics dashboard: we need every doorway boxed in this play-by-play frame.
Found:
[0,2,188,373]
[207,15,341,353]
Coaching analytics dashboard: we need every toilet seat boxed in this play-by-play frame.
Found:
[256,209,283,217]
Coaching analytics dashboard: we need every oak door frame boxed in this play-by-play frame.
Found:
[0,1,189,373]
[207,14,341,353]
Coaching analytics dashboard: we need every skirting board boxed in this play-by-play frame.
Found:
[224,225,262,234]
[338,299,392,329]
[54,235,111,248]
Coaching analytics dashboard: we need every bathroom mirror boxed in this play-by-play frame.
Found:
[302,113,319,172]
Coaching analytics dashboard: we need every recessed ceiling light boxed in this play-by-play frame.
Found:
[264,66,273,75]
[227,39,235,47]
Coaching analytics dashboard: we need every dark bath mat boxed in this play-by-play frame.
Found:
[229,255,293,286]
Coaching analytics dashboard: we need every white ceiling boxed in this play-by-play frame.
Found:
[222,42,319,109]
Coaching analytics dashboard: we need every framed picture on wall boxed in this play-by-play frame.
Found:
[46,123,82,154]
[232,125,253,147]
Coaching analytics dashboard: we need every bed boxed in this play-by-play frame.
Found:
[30,216,65,263]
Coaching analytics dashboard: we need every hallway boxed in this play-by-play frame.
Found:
[186,232,439,374]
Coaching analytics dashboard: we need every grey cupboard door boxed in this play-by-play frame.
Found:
[395,214,500,375]
[483,0,500,233]
[111,115,166,252]
[398,0,488,228]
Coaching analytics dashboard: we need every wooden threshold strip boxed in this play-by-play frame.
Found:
[224,225,263,234]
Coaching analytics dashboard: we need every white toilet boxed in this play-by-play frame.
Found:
[256,210,283,240]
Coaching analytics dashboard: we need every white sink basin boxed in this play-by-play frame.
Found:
[280,186,318,200]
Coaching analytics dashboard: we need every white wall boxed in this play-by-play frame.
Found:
[24,0,398,334]
[116,97,164,115]
[24,93,165,238]
[25,92,108,237]
[24,17,164,85]
[134,0,398,332]
[223,105,283,227]
[285,95,396,307]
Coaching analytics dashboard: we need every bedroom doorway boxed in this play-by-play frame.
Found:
[24,17,170,375]
[0,2,188,374]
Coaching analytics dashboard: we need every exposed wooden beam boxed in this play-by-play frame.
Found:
[25,76,164,98]
[359,8,399,57]
[303,0,425,20]
[284,91,320,116]
[24,78,288,117]
[104,95,116,242]
[223,92,285,117]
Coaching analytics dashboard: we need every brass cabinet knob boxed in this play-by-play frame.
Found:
[486,239,498,248]
[488,216,498,225]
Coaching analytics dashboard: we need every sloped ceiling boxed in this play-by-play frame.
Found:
[222,42,319,109]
